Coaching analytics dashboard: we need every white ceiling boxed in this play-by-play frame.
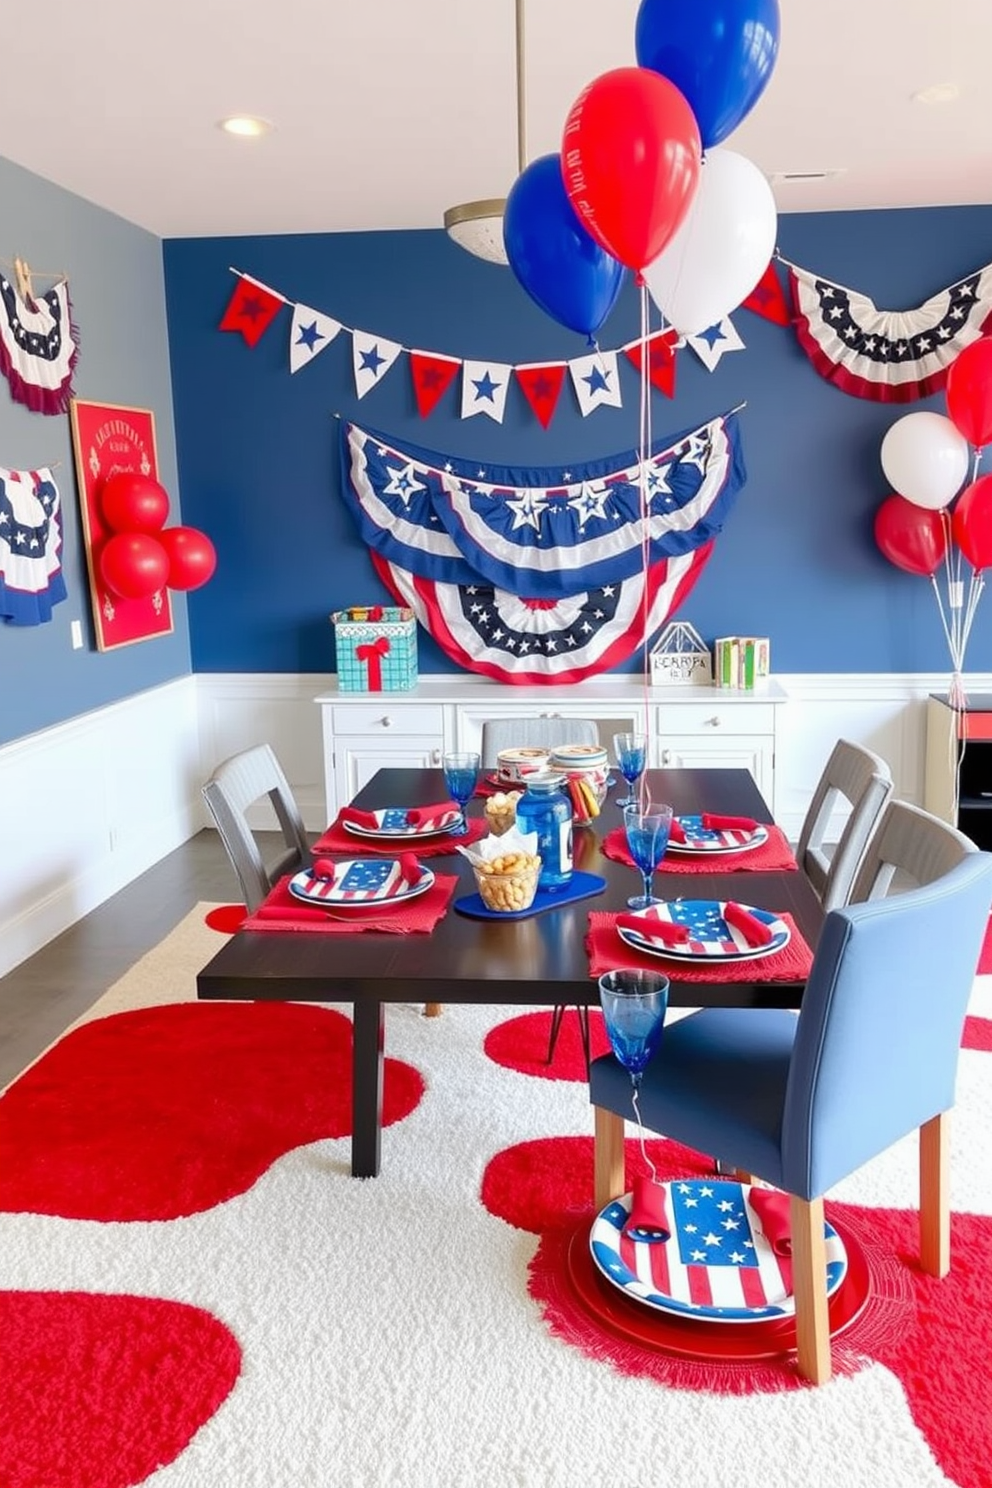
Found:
[2,0,991,240]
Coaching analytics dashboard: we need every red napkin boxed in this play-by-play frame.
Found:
[311,858,337,883]
[406,801,460,828]
[397,852,424,885]
[339,807,382,830]
[624,1175,671,1242]
[585,912,813,983]
[723,901,775,946]
[314,813,487,858]
[242,872,457,934]
[615,912,689,946]
[667,819,687,844]
[748,1187,792,1256]
[701,813,759,832]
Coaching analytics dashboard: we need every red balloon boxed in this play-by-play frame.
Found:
[158,526,217,591]
[952,473,992,569]
[874,495,948,576]
[946,337,992,448]
[100,472,170,533]
[99,532,170,599]
[561,66,701,272]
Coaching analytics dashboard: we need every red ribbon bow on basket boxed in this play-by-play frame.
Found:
[356,634,390,690]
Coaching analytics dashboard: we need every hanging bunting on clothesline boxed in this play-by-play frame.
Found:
[621,330,681,398]
[788,258,992,402]
[0,273,79,416]
[741,260,792,326]
[339,412,744,600]
[461,360,512,423]
[353,330,403,399]
[686,317,746,372]
[289,304,342,374]
[569,350,623,417]
[218,273,286,347]
[514,363,567,428]
[0,465,67,624]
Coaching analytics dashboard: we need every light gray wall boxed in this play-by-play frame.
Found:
[0,155,191,747]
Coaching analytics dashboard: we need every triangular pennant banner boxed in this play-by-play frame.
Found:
[289,304,342,374]
[409,351,461,418]
[622,331,681,399]
[687,318,745,372]
[514,363,566,429]
[741,261,791,326]
[569,350,622,417]
[352,331,403,399]
[461,360,511,423]
[218,274,285,347]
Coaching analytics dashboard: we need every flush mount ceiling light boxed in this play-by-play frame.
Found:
[218,115,273,138]
[912,83,961,105]
[770,169,848,184]
[443,0,526,265]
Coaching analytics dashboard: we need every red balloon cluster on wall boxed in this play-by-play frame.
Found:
[97,474,216,600]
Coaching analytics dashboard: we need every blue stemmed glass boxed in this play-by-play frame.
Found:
[442,751,480,835]
[622,801,673,909]
[613,732,647,808]
[598,968,669,1184]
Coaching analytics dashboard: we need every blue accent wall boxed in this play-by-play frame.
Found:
[0,156,190,748]
[163,206,992,679]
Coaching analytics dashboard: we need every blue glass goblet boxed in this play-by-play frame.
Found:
[598,968,669,1093]
[442,751,480,835]
[613,731,647,808]
[622,801,673,909]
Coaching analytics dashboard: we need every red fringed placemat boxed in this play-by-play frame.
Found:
[586,911,813,982]
[242,872,457,934]
[600,825,798,874]
[312,813,487,858]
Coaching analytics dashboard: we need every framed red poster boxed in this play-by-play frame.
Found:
[69,399,174,651]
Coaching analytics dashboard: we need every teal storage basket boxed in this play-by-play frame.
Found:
[332,606,418,692]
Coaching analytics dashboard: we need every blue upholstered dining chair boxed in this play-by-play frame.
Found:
[589,800,992,1384]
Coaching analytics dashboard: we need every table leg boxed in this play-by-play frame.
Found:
[351,999,384,1178]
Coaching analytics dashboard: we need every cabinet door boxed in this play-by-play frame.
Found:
[333,738,443,817]
[659,736,773,804]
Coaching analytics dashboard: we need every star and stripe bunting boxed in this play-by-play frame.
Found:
[339,414,745,601]
[0,274,79,416]
[0,466,67,626]
[789,260,992,402]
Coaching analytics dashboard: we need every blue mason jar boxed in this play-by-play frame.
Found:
[515,775,573,888]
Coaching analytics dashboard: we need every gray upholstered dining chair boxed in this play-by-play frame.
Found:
[202,743,312,914]
[480,716,600,770]
[796,739,893,911]
[589,799,992,1384]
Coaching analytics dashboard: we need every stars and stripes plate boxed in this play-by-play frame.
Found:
[287,860,434,911]
[616,901,790,962]
[590,1181,848,1322]
[343,807,464,840]
[666,816,769,854]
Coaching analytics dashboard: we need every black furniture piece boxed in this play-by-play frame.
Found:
[197,767,823,1178]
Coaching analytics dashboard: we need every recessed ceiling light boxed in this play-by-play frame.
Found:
[218,115,273,139]
[770,169,847,183]
[913,84,960,105]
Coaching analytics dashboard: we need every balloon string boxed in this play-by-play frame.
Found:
[638,281,653,784]
[630,1083,659,1185]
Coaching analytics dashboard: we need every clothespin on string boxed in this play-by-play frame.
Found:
[13,257,33,302]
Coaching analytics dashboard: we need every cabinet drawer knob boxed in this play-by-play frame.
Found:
[706,715,722,728]
[380,715,393,728]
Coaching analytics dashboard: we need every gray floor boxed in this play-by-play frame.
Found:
[0,830,241,1089]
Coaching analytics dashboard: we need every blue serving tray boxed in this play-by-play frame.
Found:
[453,870,607,921]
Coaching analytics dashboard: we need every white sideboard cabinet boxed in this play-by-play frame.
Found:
[315,676,787,823]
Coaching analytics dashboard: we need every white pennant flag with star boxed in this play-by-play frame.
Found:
[352,330,403,399]
[289,303,342,374]
[686,317,745,372]
[461,359,511,423]
[568,349,622,417]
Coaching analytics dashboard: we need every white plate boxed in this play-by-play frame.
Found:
[287,859,434,911]
[342,806,463,840]
[616,900,790,963]
[589,1181,847,1322]
[666,815,769,854]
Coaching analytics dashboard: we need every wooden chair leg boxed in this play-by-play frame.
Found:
[423,1003,444,1018]
[594,1106,626,1209]
[920,1110,950,1277]
[790,1194,831,1385]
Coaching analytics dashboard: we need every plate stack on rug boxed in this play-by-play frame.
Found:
[0,904,990,1488]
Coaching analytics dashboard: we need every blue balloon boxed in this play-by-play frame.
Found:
[635,0,780,151]
[503,155,626,341]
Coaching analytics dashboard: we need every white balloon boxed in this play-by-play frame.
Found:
[642,149,777,337]
[880,412,970,510]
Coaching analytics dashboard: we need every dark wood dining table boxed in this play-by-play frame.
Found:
[196,766,823,1178]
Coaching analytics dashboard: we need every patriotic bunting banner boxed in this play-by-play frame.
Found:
[339,414,745,600]
[514,363,567,428]
[687,318,746,372]
[789,260,992,402]
[219,274,286,347]
[410,350,460,417]
[290,304,342,374]
[741,260,792,326]
[353,331,403,399]
[372,544,713,685]
[0,274,79,416]
[461,359,511,423]
[622,330,682,398]
[569,350,623,417]
[0,466,67,625]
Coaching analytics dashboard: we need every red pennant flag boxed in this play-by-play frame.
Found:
[218,274,285,347]
[409,351,460,418]
[622,331,679,399]
[741,261,792,326]
[515,363,567,429]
